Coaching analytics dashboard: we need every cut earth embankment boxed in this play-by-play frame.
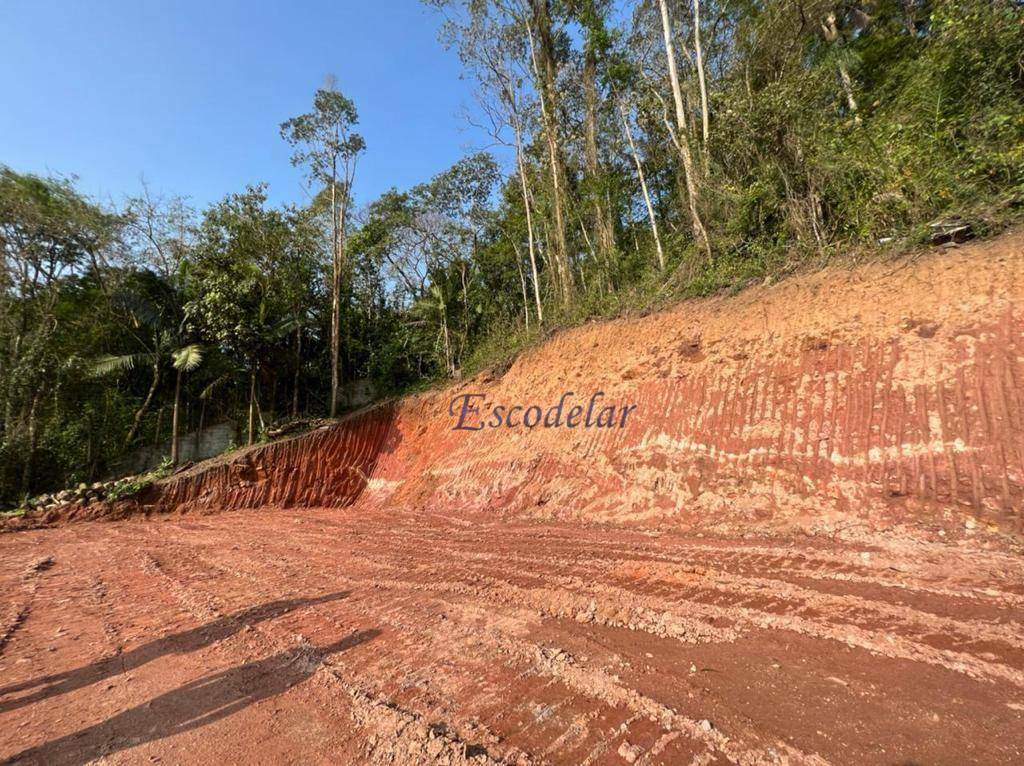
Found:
[130,229,1024,540]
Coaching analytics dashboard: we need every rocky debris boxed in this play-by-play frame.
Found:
[928,219,974,246]
[18,475,145,516]
[617,741,642,763]
[266,417,330,440]
[574,599,597,624]
[535,646,576,673]
[350,688,509,765]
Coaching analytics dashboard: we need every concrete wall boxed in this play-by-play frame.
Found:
[112,420,237,477]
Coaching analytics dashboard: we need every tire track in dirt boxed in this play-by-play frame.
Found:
[351,531,1024,627]
[194,512,1024,687]
[97,523,533,764]
[129,521,771,762]
[0,556,54,656]
[109,510,1024,762]
[4,512,1024,763]
[434,545,1024,664]
[137,530,692,763]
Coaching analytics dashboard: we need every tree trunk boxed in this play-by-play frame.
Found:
[440,307,453,377]
[195,398,205,457]
[527,1,574,306]
[329,175,341,418]
[292,323,302,418]
[692,0,710,146]
[247,365,257,446]
[460,260,470,364]
[583,47,616,274]
[126,357,160,445]
[657,0,712,259]
[513,120,544,324]
[511,242,531,329]
[20,390,40,496]
[823,12,859,118]
[620,104,666,271]
[170,367,182,465]
[255,388,266,432]
[337,191,351,413]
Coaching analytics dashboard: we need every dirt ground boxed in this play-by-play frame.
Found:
[2,507,1023,765]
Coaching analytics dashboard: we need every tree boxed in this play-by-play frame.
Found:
[441,2,547,323]
[575,0,619,286]
[3,0,1022,503]
[619,101,665,270]
[355,154,500,377]
[123,184,195,281]
[0,167,122,494]
[525,0,575,305]
[281,83,365,418]
[168,345,202,464]
[91,278,190,448]
[655,0,711,258]
[185,186,292,446]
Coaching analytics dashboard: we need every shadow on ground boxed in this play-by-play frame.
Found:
[3,627,379,766]
[0,591,351,715]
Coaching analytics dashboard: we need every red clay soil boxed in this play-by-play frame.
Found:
[2,232,1024,764]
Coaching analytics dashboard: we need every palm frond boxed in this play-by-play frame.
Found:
[172,344,203,372]
[199,372,232,401]
[268,316,300,340]
[89,352,154,377]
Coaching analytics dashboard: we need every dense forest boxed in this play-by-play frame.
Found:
[1,0,1022,505]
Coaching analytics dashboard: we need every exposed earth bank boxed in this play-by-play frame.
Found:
[2,233,1023,764]
[63,228,1024,539]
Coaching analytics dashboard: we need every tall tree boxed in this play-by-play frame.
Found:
[281,83,365,417]
[577,0,619,283]
[185,186,292,446]
[525,0,576,305]
[619,102,665,270]
[0,167,122,492]
[168,345,202,464]
[436,0,547,323]
[655,0,711,258]
[692,0,710,145]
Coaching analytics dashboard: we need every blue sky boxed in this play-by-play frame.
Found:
[0,0,496,210]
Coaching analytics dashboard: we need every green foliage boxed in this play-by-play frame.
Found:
[280,86,366,188]
[172,345,203,372]
[106,457,174,501]
[708,0,1024,254]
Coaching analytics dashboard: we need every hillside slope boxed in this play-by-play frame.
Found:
[144,230,1023,539]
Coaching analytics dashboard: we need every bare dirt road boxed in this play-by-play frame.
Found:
[2,508,1023,765]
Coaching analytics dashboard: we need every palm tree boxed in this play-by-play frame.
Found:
[92,334,203,466]
[168,344,203,464]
